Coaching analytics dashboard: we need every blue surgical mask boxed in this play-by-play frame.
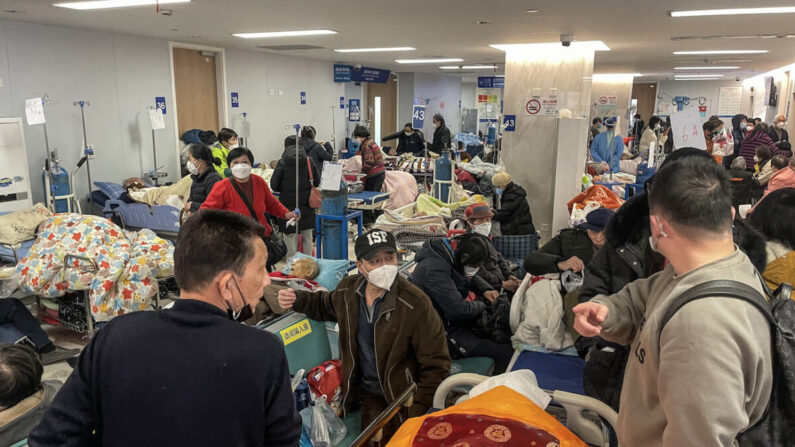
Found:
[495,187,503,195]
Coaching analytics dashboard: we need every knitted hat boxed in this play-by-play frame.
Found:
[492,172,512,187]
[465,203,494,221]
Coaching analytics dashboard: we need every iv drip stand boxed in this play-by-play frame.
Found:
[74,100,94,212]
[145,106,166,186]
[330,105,338,161]
[41,100,56,212]
[284,123,303,256]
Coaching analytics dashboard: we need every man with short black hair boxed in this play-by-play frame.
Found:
[382,123,426,156]
[278,229,450,443]
[30,210,302,447]
[573,157,773,447]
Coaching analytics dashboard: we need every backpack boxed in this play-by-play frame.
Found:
[659,279,795,446]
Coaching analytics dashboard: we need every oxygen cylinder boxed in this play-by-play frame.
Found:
[42,165,71,213]
[320,189,348,260]
[487,124,497,146]
[434,152,453,203]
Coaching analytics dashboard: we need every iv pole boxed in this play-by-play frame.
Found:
[145,106,167,186]
[39,96,56,212]
[330,105,338,161]
[284,123,302,255]
[74,100,94,211]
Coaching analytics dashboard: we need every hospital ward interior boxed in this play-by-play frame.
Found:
[3,1,795,446]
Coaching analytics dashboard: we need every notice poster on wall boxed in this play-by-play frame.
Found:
[670,106,707,151]
[718,87,742,117]
[25,98,45,125]
[148,108,165,130]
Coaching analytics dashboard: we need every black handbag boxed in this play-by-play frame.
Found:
[475,294,512,344]
[229,179,288,268]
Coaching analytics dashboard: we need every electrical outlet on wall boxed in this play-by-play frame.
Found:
[278,90,284,96]
[0,78,4,88]
[269,89,275,96]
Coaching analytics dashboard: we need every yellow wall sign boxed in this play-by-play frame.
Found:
[280,319,312,346]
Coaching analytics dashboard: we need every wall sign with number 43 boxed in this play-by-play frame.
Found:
[503,115,516,132]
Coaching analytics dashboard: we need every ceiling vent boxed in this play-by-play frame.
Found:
[256,44,325,51]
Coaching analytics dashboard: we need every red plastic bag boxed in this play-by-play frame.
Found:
[307,360,343,406]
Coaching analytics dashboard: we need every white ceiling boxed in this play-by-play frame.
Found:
[3,0,795,81]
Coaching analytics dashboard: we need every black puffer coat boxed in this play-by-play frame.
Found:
[524,228,595,276]
[493,182,536,235]
[270,145,320,232]
[301,137,333,166]
[187,168,222,212]
[576,192,768,411]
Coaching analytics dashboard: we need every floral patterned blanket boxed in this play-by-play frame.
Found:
[16,214,174,321]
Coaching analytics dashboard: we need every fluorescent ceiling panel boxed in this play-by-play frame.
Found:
[395,58,463,64]
[54,0,188,9]
[334,47,414,53]
[670,7,795,17]
[674,66,739,70]
[673,50,768,55]
[234,30,337,39]
[490,41,610,52]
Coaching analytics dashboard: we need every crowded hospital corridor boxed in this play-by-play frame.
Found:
[2,1,795,446]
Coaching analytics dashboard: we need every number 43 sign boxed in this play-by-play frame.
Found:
[412,105,426,129]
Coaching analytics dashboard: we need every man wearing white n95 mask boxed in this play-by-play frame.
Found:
[278,229,450,444]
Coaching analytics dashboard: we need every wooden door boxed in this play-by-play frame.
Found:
[632,82,658,120]
[367,75,398,142]
[173,48,219,137]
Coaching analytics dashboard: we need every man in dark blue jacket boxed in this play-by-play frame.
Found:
[382,123,426,156]
[29,210,301,447]
[410,233,514,373]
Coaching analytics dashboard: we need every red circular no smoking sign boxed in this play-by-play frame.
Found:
[526,99,541,115]
[598,96,608,105]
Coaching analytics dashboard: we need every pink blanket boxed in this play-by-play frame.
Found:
[343,156,418,210]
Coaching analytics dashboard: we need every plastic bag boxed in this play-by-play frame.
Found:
[310,396,347,447]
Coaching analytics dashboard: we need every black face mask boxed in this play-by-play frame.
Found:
[226,277,254,323]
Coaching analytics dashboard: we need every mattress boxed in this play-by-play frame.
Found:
[0,239,34,263]
[511,350,585,395]
[103,200,180,235]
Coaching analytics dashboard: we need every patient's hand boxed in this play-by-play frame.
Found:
[278,288,297,309]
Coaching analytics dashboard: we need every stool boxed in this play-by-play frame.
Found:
[315,211,363,259]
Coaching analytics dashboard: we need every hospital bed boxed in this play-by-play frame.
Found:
[432,373,617,447]
[0,210,35,265]
[346,190,391,211]
[92,182,181,239]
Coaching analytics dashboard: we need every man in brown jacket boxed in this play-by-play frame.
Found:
[278,229,450,442]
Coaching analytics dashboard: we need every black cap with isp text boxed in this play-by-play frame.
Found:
[355,229,397,260]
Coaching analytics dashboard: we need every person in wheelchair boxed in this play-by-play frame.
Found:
[278,229,450,443]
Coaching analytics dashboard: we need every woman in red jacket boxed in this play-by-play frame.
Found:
[201,147,296,267]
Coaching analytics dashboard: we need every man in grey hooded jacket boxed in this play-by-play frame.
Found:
[573,156,772,447]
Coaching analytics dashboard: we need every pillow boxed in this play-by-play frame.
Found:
[283,252,352,290]
[93,182,126,201]
[0,203,53,245]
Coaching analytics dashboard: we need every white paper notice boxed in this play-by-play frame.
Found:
[320,161,343,191]
[25,98,46,125]
[718,87,742,117]
[670,107,707,151]
[647,141,656,168]
[148,108,165,130]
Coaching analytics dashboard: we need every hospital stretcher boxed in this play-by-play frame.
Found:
[430,373,617,447]
[346,190,391,211]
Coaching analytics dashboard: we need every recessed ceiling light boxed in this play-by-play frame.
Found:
[673,50,768,55]
[490,41,610,51]
[475,20,492,25]
[675,66,739,70]
[334,47,415,53]
[53,0,189,10]
[3,9,25,13]
[675,77,723,81]
[168,28,179,31]
[675,74,725,78]
[396,58,464,64]
[233,30,337,39]
[591,73,642,80]
[440,65,496,70]
[670,7,795,17]
[526,9,539,13]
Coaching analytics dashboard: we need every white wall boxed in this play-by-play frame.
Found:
[461,82,477,110]
[655,80,745,121]
[412,73,463,135]
[396,72,415,127]
[0,19,348,206]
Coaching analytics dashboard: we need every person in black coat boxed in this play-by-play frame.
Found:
[428,114,452,152]
[727,157,759,211]
[300,125,334,166]
[491,172,536,235]
[383,123,426,156]
[524,208,613,276]
[410,234,514,373]
[29,210,302,447]
[768,114,790,145]
[185,144,222,215]
[270,136,320,258]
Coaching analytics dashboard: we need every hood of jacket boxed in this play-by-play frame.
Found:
[415,238,455,267]
[280,145,308,167]
[503,181,525,198]
[606,193,651,247]
[731,114,747,130]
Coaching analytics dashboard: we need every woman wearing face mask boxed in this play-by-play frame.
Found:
[410,233,514,374]
[463,203,521,292]
[523,208,613,276]
[210,128,239,178]
[752,145,775,188]
[740,123,785,172]
[201,147,296,268]
[638,116,670,159]
[184,144,222,217]
[352,125,386,193]
[702,119,729,165]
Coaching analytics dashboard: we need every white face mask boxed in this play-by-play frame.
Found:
[364,264,398,290]
[754,156,761,163]
[472,222,492,237]
[463,266,480,277]
[777,122,786,129]
[654,124,661,131]
[747,125,755,132]
[405,131,412,137]
[231,163,252,180]
[648,216,668,253]
[187,160,199,176]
